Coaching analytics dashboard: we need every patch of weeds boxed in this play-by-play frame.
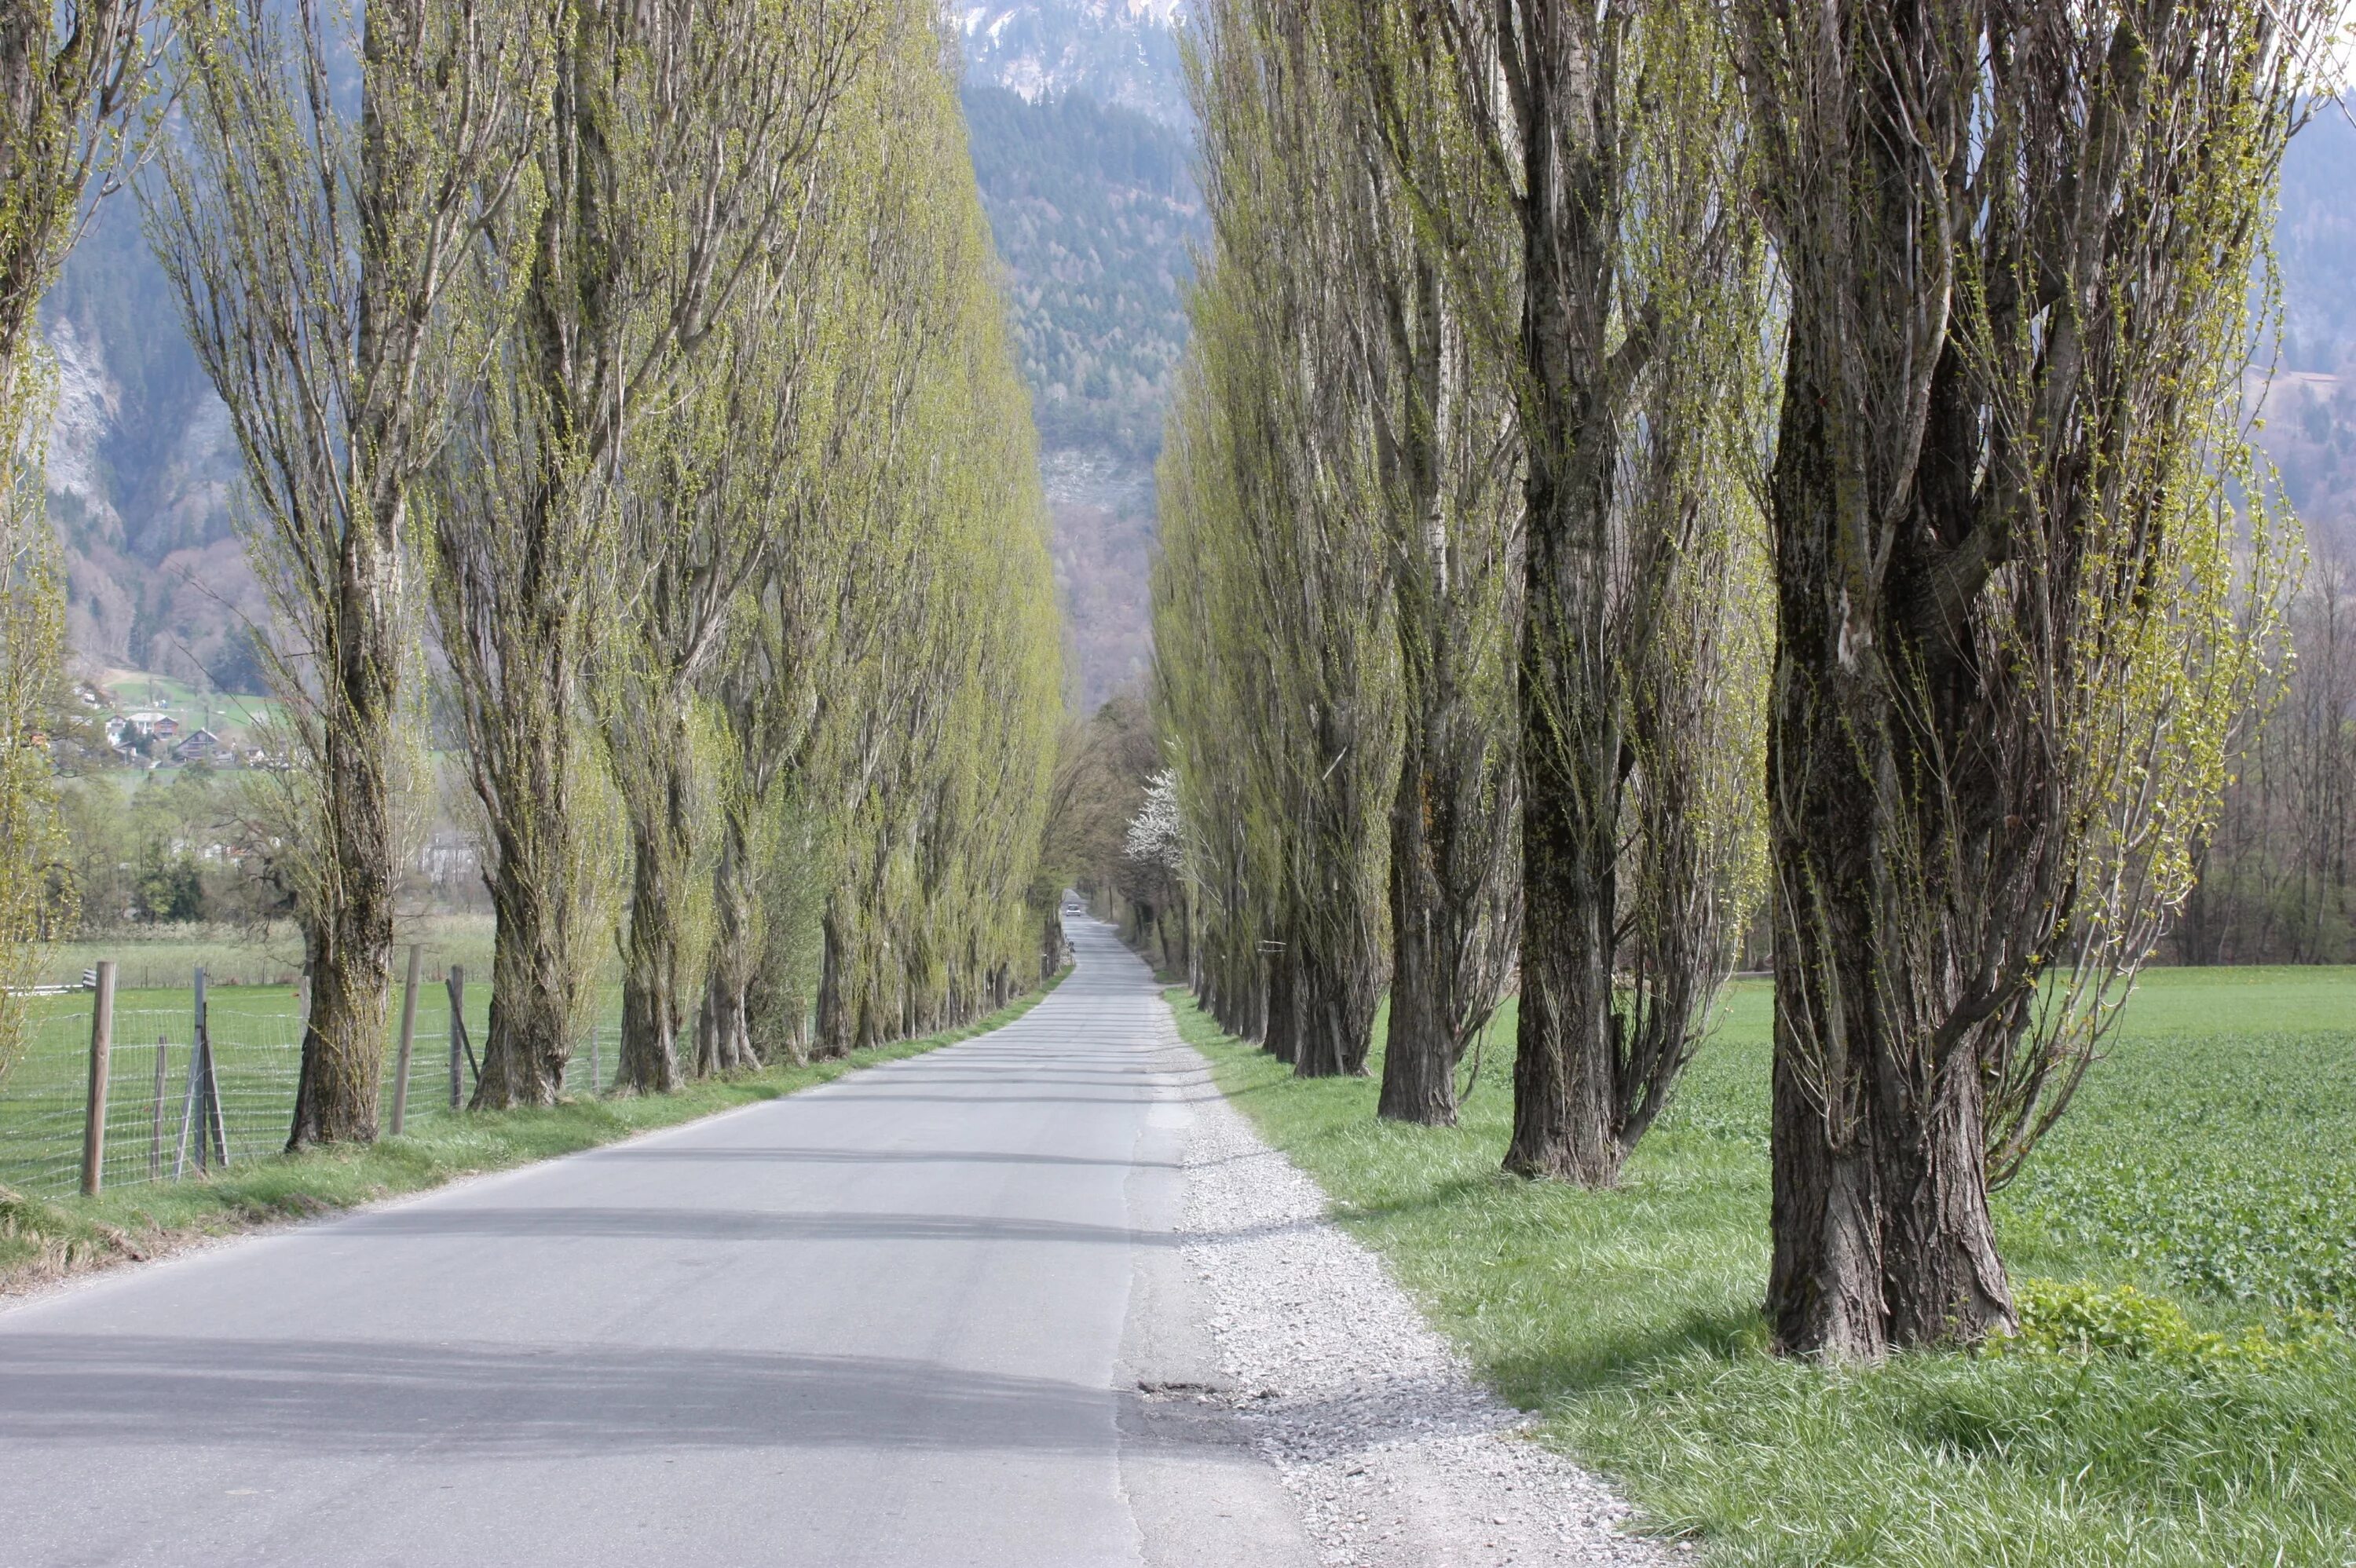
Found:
[1995,1277,2343,1371]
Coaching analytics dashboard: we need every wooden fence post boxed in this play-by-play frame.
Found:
[448,965,464,1110]
[81,961,116,1197]
[391,944,422,1135]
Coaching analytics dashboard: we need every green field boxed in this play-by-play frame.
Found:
[0,970,1069,1291]
[37,914,504,989]
[90,666,286,739]
[1174,965,2356,1566]
[3,939,621,1197]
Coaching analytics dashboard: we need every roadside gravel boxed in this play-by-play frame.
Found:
[1165,1017,1675,1568]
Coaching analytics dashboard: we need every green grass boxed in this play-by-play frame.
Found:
[38,912,503,989]
[1173,967,2356,1566]
[0,967,1068,1291]
[3,942,611,1193]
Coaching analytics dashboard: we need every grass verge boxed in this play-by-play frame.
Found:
[0,967,1068,1296]
[1170,974,2356,1566]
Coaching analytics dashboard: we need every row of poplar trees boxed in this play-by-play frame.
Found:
[0,2,1063,1138]
[1153,0,2334,1359]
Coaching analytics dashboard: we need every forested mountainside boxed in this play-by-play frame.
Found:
[961,82,1197,463]
[957,1,1188,128]
[45,198,254,691]
[2263,110,2356,559]
[958,2,1197,711]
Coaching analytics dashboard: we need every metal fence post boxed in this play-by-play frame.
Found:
[148,1036,168,1181]
[448,965,464,1110]
[81,961,116,1197]
[175,967,228,1177]
[175,970,202,1178]
[203,970,228,1168]
[391,944,422,1135]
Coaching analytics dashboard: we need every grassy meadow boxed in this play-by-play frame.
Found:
[1173,965,2356,1566]
[0,969,1070,1292]
[2,970,575,1195]
[37,912,505,989]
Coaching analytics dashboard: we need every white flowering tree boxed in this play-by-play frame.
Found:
[1121,769,1189,973]
[1123,769,1185,873]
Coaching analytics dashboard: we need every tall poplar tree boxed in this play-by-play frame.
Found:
[0,0,156,1085]
[1734,0,2330,1356]
[155,0,547,1145]
[1356,0,1770,1179]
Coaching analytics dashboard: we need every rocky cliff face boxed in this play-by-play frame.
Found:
[42,199,257,690]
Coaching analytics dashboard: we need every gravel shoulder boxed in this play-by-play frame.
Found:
[1157,1008,1672,1568]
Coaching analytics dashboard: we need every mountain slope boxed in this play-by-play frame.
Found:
[963,82,1198,464]
[958,1,1189,127]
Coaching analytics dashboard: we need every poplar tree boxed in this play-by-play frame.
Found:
[1319,2,1525,1124]
[155,0,546,1145]
[1348,0,1771,1179]
[599,12,870,1094]
[436,0,854,1106]
[1173,1,1403,1080]
[0,0,155,1084]
[1733,0,2330,1356]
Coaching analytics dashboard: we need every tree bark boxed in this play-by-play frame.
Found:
[1503,517,1623,1182]
[287,543,398,1144]
[287,2,420,1146]
[1263,941,1300,1065]
[697,795,761,1073]
[814,899,851,1059]
[1379,708,1458,1120]
[617,705,695,1094]
[1762,344,2014,1358]
[1293,934,1378,1078]
[1493,17,1630,1186]
[474,848,576,1106]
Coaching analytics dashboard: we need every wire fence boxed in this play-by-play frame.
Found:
[1,963,622,1201]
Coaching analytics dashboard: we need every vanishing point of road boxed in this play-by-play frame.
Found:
[0,921,1316,1567]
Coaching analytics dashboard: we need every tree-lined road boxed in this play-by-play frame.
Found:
[0,923,1309,1567]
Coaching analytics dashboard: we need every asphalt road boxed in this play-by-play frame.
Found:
[0,920,1315,1567]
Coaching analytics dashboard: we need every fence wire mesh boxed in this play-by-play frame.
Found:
[1,971,622,1201]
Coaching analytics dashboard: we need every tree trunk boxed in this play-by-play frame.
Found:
[616,697,696,1094]
[1293,934,1377,1079]
[1504,519,1623,1182]
[1497,53,1630,1186]
[1762,348,2014,1358]
[287,5,413,1150]
[1380,694,1458,1124]
[287,639,394,1145]
[474,817,576,1109]
[472,655,588,1109]
[696,799,758,1074]
[1263,942,1299,1064]
[814,900,851,1059]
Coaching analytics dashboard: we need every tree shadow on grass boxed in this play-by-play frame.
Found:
[1481,1302,1765,1409]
